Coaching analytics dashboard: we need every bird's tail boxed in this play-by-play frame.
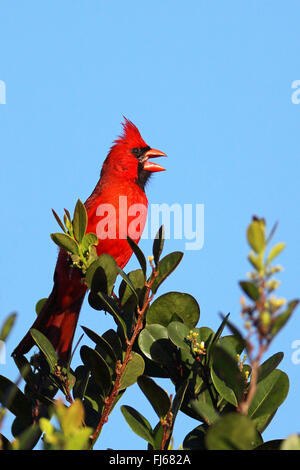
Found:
[12,281,86,364]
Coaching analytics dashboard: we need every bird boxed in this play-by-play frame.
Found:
[12,118,166,364]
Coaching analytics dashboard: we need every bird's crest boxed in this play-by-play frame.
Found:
[114,117,148,149]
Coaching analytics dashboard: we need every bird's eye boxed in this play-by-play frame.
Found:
[131,147,140,157]
[131,146,151,159]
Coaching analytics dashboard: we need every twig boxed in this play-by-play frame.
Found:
[238,342,267,415]
[89,267,159,447]
[238,279,270,414]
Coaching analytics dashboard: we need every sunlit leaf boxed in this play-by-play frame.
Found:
[271,300,299,338]
[147,292,200,328]
[267,242,286,264]
[247,219,265,254]
[50,233,79,255]
[73,199,87,243]
[0,313,17,341]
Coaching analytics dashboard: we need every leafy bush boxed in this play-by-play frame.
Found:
[0,203,299,450]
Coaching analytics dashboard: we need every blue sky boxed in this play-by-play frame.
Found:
[1,1,300,450]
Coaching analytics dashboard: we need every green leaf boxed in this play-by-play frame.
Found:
[189,400,219,425]
[167,321,190,351]
[35,298,48,315]
[126,236,147,275]
[50,232,79,255]
[85,253,118,294]
[267,242,286,264]
[64,207,71,221]
[80,325,106,347]
[218,334,245,356]
[271,300,299,338]
[65,428,93,450]
[255,439,282,450]
[247,219,266,254]
[13,355,36,388]
[150,251,183,294]
[199,326,215,342]
[138,324,178,375]
[73,365,90,400]
[60,399,85,435]
[119,269,145,307]
[91,291,128,340]
[81,233,98,253]
[210,313,230,349]
[116,267,139,303]
[119,352,145,390]
[80,346,112,396]
[257,352,284,383]
[138,324,169,361]
[153,225,165,266]
[73,199,88,243]
[0,434,12,450]
[30,328,58,371]
[239,281,260,301]
[147,292,200,328]
[81,325,117,368]
[142,356,170,379]
[0,376,32,425]
[167,322,214,354]
[280,434,300,450]
[171,380,189,425]
[183,425,207,450]
[181,385,215,422]
[12,424,41,450]
[211,369,236,407]
[102,329,123,361]
[121,405,154,446]
[205,413,263,450]
[248,252,263,271]
[137,376,171,419]
[151,422,164,451]
[83,381,104,414]
[0,313,17,341]
[211,345,244,407]
[248,369,289,432]
[250,410,277,434]
[217,314,245,355]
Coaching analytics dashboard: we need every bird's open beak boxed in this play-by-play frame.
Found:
[143,148,167,172]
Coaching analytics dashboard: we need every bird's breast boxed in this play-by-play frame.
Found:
[85,182,148,268]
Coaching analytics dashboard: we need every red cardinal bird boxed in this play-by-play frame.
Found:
[12,118,166,363]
